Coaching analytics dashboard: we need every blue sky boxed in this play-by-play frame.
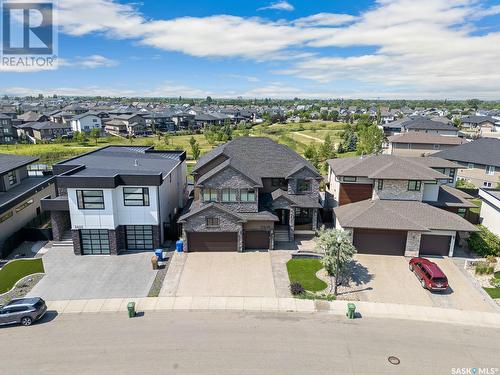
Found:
[1,0,500,99]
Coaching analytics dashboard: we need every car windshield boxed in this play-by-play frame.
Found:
[33,300,44,308]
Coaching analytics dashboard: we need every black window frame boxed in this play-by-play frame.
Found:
[123,187,150,207]
[297,179,311,193]
[77,190,105,210]
[126,225,154,250]
[206,217,220,227]
[377,179,383,190]
[407,180,422,191]
[240,188,256,202]
[80,229,110,255]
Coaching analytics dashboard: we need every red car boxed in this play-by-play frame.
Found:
[409,257,449,292]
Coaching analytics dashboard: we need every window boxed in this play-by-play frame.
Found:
[15,199,34,213]
[240,188,256,202]
[123,187,149,206]
[449,168,456,180]
[206,217,220,227]
[484,182,492,187]
[80,229,110,255]
[7,170,17,185]
[407,180,422,191]
[203,188,218,202]
[377,179,383,190]
[0,210,13,223]
[467,163,474,169]
[297,179,311,193]
[343,176,357,182]
[77,190,105,209]
[486,165,495,176]
[433,144,440,150]
[221,188,237,202]
[457,208,466,218]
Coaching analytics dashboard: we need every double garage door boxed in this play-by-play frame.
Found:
[186,231,271,252]
[353,229,407,256]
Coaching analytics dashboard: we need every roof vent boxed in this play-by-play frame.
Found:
[134,159,139,167]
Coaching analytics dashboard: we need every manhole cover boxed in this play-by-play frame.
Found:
[388,356,400,365]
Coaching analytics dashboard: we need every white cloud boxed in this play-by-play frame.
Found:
[258,1,295,12]
[60,55,119,68]
[293,13,359,27]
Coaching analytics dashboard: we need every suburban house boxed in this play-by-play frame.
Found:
[461,115,499,134]
[0,113,16,144]
[386,132,467,156]
[435,138,500,188]
[478,188,500,237]
[327,155,477,257]
[70,113,103,133]
[17,111,48,123]
[104,114,147,136]
[143,112,176,132]
[178,137,322,252]
[41,146,187,255]
[0,154,55,255]
[403,117,459,136]
[16,121,71,142]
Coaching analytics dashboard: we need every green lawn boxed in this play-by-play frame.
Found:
[470,198,482,214]
[286,258,327,292]
[483,288,500,299]
[0,258,45,294]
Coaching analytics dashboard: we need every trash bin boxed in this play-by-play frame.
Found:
[127,302,136,318]
[155,249,163,261]
[151,255,158,270]
[176,239,184,253]
[346,303,356,319]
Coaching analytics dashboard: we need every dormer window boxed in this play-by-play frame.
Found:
[407,180,422,191]
[203,188,218,202]
[240,188,256,202]
[297,179,311,193]
[221,188,237,202]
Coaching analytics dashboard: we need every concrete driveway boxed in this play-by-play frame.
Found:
[349,255,496,312]
[162,252,276,297]
[27,246,156,300]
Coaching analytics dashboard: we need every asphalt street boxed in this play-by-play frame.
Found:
[1,311,499,375]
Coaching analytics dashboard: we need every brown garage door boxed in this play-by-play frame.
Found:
[244,231,270,250]
[419,235,451,256]
[187,232,238,252]
[353,229,407,256]
[339,184,373,205]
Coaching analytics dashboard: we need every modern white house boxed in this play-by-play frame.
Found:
[478,188,500,237]
[41,146,187,255]
[70,113,102,133]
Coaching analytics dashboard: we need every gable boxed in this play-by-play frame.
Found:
[200,165,258,188]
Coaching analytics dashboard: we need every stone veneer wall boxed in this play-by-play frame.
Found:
[51,211,71,241]
[372,179,424,201]
[404,231,422,257]
[71,229,82,255]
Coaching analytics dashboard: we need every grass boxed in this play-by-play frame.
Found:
[470,198,482,214]
[495,271,500,279]
[483,288,500,299]
[286,258,328,292]
[0,258,45,294]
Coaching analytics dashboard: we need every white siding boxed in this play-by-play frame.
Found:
[422,183,440,202]
[114,186,159,226]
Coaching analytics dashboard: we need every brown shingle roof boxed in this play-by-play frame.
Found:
[388,133,466,145]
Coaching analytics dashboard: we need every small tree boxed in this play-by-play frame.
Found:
[190,137,201,160]
[319,134,336,161]
[468,225,500,257]
[164,133,171,146]
[315,227,357,296]
[90,128,100,145]
[357,124,383,155]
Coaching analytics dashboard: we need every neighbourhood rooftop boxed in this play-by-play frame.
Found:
[0,154,39,175]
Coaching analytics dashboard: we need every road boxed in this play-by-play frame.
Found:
[1,311,499,374]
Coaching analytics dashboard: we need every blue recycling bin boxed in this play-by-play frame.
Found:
[176,239,184,253]
[155,249,163,261]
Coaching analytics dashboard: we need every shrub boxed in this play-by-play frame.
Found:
[290,282,305,296]
[489,278,500,288]
[475,261,494,275]
[468,226,500,257]
[486,255,498,264]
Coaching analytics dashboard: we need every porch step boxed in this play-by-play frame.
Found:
[275,230,290,242]
[52,240,73,247]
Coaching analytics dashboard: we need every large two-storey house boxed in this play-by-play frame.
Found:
[178,137,322,252]
[327,155,477,257]
[41,146,187,255]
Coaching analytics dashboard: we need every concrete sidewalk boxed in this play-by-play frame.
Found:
[45,296,500,329]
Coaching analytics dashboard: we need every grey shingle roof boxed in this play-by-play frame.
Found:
[461,115,498,125]
[26,121,70,130]
[334,199,477,232]
[327,155,449,180]
[193,137,320,184]
[388,133,466,145]
[435,138,500,168]
[271,189,322,208]
[0,154,38,175]
[404,118,456,131]
[426,185,476,208]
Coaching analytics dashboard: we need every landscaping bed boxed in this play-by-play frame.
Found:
[0,273,44,305]
[0,258,45,294]
[286,259,336,301]
[465,257,500,304]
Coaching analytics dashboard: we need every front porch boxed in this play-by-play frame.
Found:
[273,207,318,242]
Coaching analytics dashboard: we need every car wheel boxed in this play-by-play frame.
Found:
[420,279,427,289]
[21,317,33,326]
[409,264,414,272]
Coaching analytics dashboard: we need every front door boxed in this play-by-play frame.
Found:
[276,209,289,226]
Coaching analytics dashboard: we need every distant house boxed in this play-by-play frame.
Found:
[435,138,500,188]
[16,121,71,142]
[17,111,48,123]
[0,114,16,144]
[403,117,459,136]
[461,115,498,135]
[70,113,102,133]
[143,112,176,132]
[387,132,467,157]
[104,114,147,136]
[0,154,55,256]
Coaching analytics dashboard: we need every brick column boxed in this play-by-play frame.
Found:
[404,231,422,257]
[51,211,70,241]
[72,230,82,255]
[289,208,295,241]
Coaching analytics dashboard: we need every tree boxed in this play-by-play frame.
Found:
[315,228,357,296]
[452,118,462,128]
[319,134,336,161]
[90,128,100,145]
[303,143,320,169]
[468,225,500,257]
[191,140,201,160]
[74,131,87,144]
[164,133,171,146]
[341,127,358,152]
[357,124,383,155]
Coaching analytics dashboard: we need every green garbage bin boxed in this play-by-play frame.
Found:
[346,303,356,319]
[127,302,136,318]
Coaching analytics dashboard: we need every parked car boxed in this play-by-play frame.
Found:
[0,297,47,326]
[409,258,449,292]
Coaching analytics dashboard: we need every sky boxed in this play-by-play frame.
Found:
[1,0,500,100]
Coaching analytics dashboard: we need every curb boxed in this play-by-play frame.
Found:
[46,297,500,328]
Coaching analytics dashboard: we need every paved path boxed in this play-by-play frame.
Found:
[2,311,499,374]
[270,251,292,297]
[292,131,325,143]
[42,296,500,328]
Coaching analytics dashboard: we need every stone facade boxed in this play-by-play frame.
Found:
[404,231,422,257]
[71,229,82,255]
[287,167,321,198]
[373,179,424,201]
[51,211,71,241]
